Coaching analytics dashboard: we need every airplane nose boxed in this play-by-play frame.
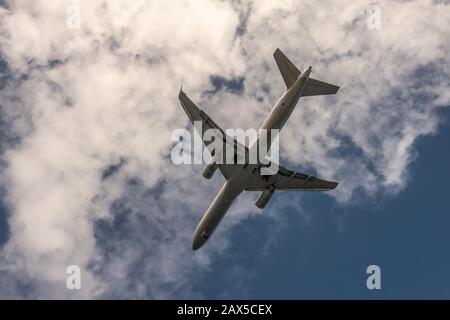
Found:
[192,237,202,251]
[192,228,211,250]
[192,232,207,251]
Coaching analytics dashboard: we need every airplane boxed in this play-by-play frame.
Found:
[179,48,339,251]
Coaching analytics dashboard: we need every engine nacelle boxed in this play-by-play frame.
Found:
[255,185,275,209]
[202,162,218,179]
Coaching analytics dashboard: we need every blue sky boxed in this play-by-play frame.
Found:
[182,101,450,300]
[1,102,448,299]
[0,1,449,299]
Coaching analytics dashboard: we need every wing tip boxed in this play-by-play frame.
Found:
[178,85,186,100]
[324,181,339,191]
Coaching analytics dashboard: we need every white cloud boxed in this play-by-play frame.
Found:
[0,0,448,298]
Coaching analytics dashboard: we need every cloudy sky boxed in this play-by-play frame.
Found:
[0,0,449,299]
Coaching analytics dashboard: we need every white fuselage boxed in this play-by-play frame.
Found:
[192,68,311,250]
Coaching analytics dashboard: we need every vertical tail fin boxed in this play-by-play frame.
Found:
[273,48,300,89]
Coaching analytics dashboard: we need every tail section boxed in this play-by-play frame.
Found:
[273,48,339,96]
[273,48,301,89]
[302,78,339,96]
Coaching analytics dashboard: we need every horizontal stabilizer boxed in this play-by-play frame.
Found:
[302,78,339,96]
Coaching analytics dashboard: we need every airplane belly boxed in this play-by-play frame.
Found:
[262,103,292,130]
[202,184,238,230]
[192,168,251,250]
[261,95,302,132]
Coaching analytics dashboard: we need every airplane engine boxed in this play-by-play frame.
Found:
[202,162,218,179]
[255,185,275,209]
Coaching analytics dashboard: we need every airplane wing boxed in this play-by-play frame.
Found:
[178,89,245,180]
[245,165,338,191]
